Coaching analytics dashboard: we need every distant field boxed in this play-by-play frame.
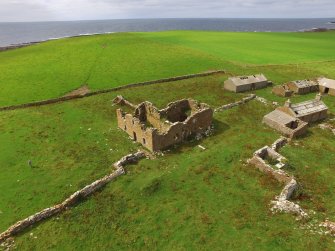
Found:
[0,74,335,250]
[0,31,334,106]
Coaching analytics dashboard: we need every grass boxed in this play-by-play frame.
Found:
[0,31,335,106]
[0,73,335,250]
[1,31,335,250]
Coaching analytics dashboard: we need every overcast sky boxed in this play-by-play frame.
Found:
[1,0,334,22]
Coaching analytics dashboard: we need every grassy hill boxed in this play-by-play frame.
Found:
[0,31,335,250]
[0,31,334,106]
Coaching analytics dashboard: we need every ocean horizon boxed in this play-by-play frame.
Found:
[0,18,334,47]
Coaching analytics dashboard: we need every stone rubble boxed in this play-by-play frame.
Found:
[320,220,335,235]
[255,96,269,105]
[319,123,335,135]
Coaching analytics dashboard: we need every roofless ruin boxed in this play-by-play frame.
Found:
[114,96,213,152]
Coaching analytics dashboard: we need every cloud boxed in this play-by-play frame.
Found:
[0,0,334,22]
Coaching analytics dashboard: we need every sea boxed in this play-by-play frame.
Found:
[0,18,334,47]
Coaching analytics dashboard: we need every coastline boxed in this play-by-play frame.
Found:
[0,26,334,53]
[0,31,115,52]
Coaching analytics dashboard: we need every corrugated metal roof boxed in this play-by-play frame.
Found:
[291,80,318,88]
[291,99,328,116]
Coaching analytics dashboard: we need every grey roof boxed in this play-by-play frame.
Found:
[265,110,296,125]
[318,77,335,89]
[228,74,268,86]
[291,79,318,88]
[291,99,328,117]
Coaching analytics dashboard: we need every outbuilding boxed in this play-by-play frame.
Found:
[286,80,319,95]
[277,94,328,123]
[224,74,271,93]
[318,77,335,96]
[263,109,308,138]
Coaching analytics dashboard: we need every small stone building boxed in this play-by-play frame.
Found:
[318,77,335,96]
[272,85,294,97]
[276,94,328,123]
[286,80,319,95]
[224,74,272,93]
[272,79,319,97]
[114,96,213,152]
[263,110,308,138]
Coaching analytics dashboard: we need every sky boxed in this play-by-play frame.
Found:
[0,0,334,22]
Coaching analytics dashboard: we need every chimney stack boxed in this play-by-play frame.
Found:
[284,99,292,108]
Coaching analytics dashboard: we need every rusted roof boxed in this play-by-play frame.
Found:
[291,80,318,88]
[291,99,328,117]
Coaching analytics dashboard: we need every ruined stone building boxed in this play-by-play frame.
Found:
[286,80,319,95]
[276,94,328,123]
[224,74,272,93]
[263,94,328,137]
[263,109,308,138]
[114,96,213,152]
[318,77,335,96]
[272,79,318,97]
[272,85,294,97]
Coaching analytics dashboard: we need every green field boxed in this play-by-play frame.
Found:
[0,31,335,250]
[0,31,335,107]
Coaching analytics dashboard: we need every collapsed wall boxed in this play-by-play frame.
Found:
[247,137,308,219]
[115,97,213,152]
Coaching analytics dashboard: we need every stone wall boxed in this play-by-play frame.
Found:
[0,70,225,112]
[247,138,308,219]
[0,151,145,244]
[262,113,308,138]
[214,94,256,112]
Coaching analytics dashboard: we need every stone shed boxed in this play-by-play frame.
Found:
[263,109,308,138]
[114,96,213,152]
[318,77,335,96]
[224,74,272,93]
[286,80,319,95]
[276,94,328,123]
[272,85,294,97]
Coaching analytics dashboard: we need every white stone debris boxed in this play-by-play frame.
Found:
[319,123,335,135]
[248,137,309,219]
[255,96,269,105]
[198,145,206,150]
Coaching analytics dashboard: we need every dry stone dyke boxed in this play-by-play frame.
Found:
[0,151,145,244]
[0,70,225,112]
[247,137,308,219]
[214,94,256,112]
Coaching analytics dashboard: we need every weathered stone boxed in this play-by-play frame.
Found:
[215,94,256,112]
[116,98,213,152]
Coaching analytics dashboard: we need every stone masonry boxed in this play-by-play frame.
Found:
[114,96,213,152]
